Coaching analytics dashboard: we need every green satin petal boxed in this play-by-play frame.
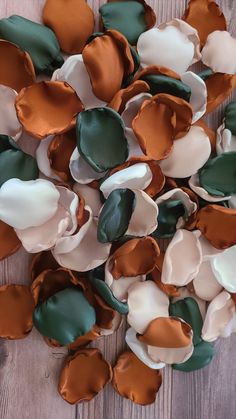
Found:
[199,152,236,196]
[173,340,215,372]
[33,288,96,345]
[198,68,213,81]
[76,108,128,173]
[89,275,129,314]
[0,135,38,186]
[139,74,191,102]
[224,101,236,136]
[97,188,136,243]
[152,200,186,239]
[0,15,64,75]
[169,297,203,346]
[100,1,147,45]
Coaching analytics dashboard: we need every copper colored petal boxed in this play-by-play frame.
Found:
[138,317,192,348]
[151,268,180,297]
[194,118,216,151]
[0,220,21,260]
[112,351,162,405]
[43,0,95,54]
[205,73,236,114]
[196,205,236,249]
[0,284,34,339]
[48,128,76,182]
[15,81,84,140]
[83,30,134,102]
[134,65,181,82]
[68,326,100,351]
[30,251,60,281]
[0,40,35,92]
[181,186,199,230]
[183,0,226,47]
[109,80,150,113]
[58,348,112,404]
[111,237,160,279]
[93,293,116,330]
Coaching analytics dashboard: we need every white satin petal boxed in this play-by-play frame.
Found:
[36,135,60,180]
[0,178,60,229]
[52,54,106,109]
[189,173,231,202]
[216,124,236,155]
[211,245,236,293]
[202,291,235,342]
[202,31,236,74]
[181,72,207,123]
[69,148,105,184]
[147,338,194,365]
[15,186,78,252]
[0,85,22,141]
[193,260,223,301]
[73,182,102,217]
[161,229,202,286]
[159,126,211,178]
[137,19,201,74]
[127,281,169,334]
[126,189,158,236]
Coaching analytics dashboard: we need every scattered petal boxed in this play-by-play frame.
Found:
[211,245,236,292]
[193,260,223,301]
[205,73,236,114]
[202,31,236,74]
[189,173,231,202]
[109,80,150,113]
[181,71,207,122]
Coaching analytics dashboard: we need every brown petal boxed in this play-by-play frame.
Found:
[0,284,34,339]
[82,30,134,102]
[134,65,181,82]
[93,293,116,330]
[58,348,112,404]
[0,40,36,92]
[43,0,94,54]
[196,205,236,249]
[112,351,162,405]
[205,73,236,114]
[194,118,216,151]
[30,251,60,281]
[138,317,192,348]
[0,220,21,260]
[183,0,226,47]
[181,186,199,230]
[108,80,150,113]
[68,326,101,351]
[48,128,76,182]
[15,81,84,140]
[111,237,160,279]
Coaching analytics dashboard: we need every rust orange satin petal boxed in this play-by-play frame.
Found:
[134,65,181,82]
[196,205,236,249]
[0,220,21,261]
[68,325,101,351]
[151,268,180,297]
[138,317,192,348]
[205,73,236,114]
[15,81,84,140]
[111,237,160,279]
[43,0,95,54]
[108,80,150,113]
[183,0,226,47]
[112,351,162,405]
[58,348,112,404]
[48,128,76,182]
[181,187,199,231]
[0,40,36,92]
[194,118,216,151]
[30,251,60,282]
[0,284,34,339]
[107,30,134,75]
[93,293,116,330]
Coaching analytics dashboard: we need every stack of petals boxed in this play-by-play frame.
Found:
[0,0,236,406]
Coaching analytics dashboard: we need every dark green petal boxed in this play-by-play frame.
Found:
[224,101,236,136]
[100,1,147,45]
[0,15,64,75]
[97,188,136,243]
[169,297,203,346]
[199,152,236,196]
[89,275,129,314]
[139,74,191,102]
[198,68,213,81]
[173,340,215,372]
[0,135,38,187]
[152,200,186,239]
[33,288,96,345]
[76,108,128,173]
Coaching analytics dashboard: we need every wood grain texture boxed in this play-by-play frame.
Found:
[0,1,236,419]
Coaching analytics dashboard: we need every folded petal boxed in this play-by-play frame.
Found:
[126,189,158,236]
[0,85,22,140]
[73,183,102,217]
[211,245,236,292]
[181,71,207,122]
[217,125,236,155]
[70,148,106,184]
[189,173,231,202]
[36,135,60,180]
[109,80,150,113]
[59,348,112,404]
[47,129,76,182]
[16,81,84,140]
[202,31,236,74]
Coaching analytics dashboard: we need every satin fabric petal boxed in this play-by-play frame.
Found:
[193,260,223,301]
[0,85,22,141]
[126,189,158,236]
[217,125,236,155]
[109,80,150,113]
[181,71,207,122]
[48,129,76,182]
[202,31,236,74]
[189,173,231,202]
[205,73,236,114]
[211,245,236,293]
[70,148,106,184]
[73,183,102,217]
[0,220,21,260]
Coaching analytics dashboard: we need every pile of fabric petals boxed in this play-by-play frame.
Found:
[0,0,236,406]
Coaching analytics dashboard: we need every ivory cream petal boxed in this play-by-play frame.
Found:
[15,187,78,252]
[121,92,152,129]
[0,85,22,141]
[202,31,236,74]
[216,124,236,155]
[211,245,236,293]
[193,260,223,301]
[161,229,202,286]
[147,339,194,365]
[202,291,235,342]
[189,173,231,202]
[127,281,169,334]
[100,163,152,198]
[125,327,166,370]
[193,230,222,261]
[69,148,105,184]
[159,126,211,178]
[181,71,207,123]
[0,178,60,229]
[36,135,60,180]
[126,189,158,236]
[52,54,105,109]
[73,183,102,217]
[125,128,144,158]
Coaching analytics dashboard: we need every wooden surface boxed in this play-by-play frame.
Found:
[0,1,236,418]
